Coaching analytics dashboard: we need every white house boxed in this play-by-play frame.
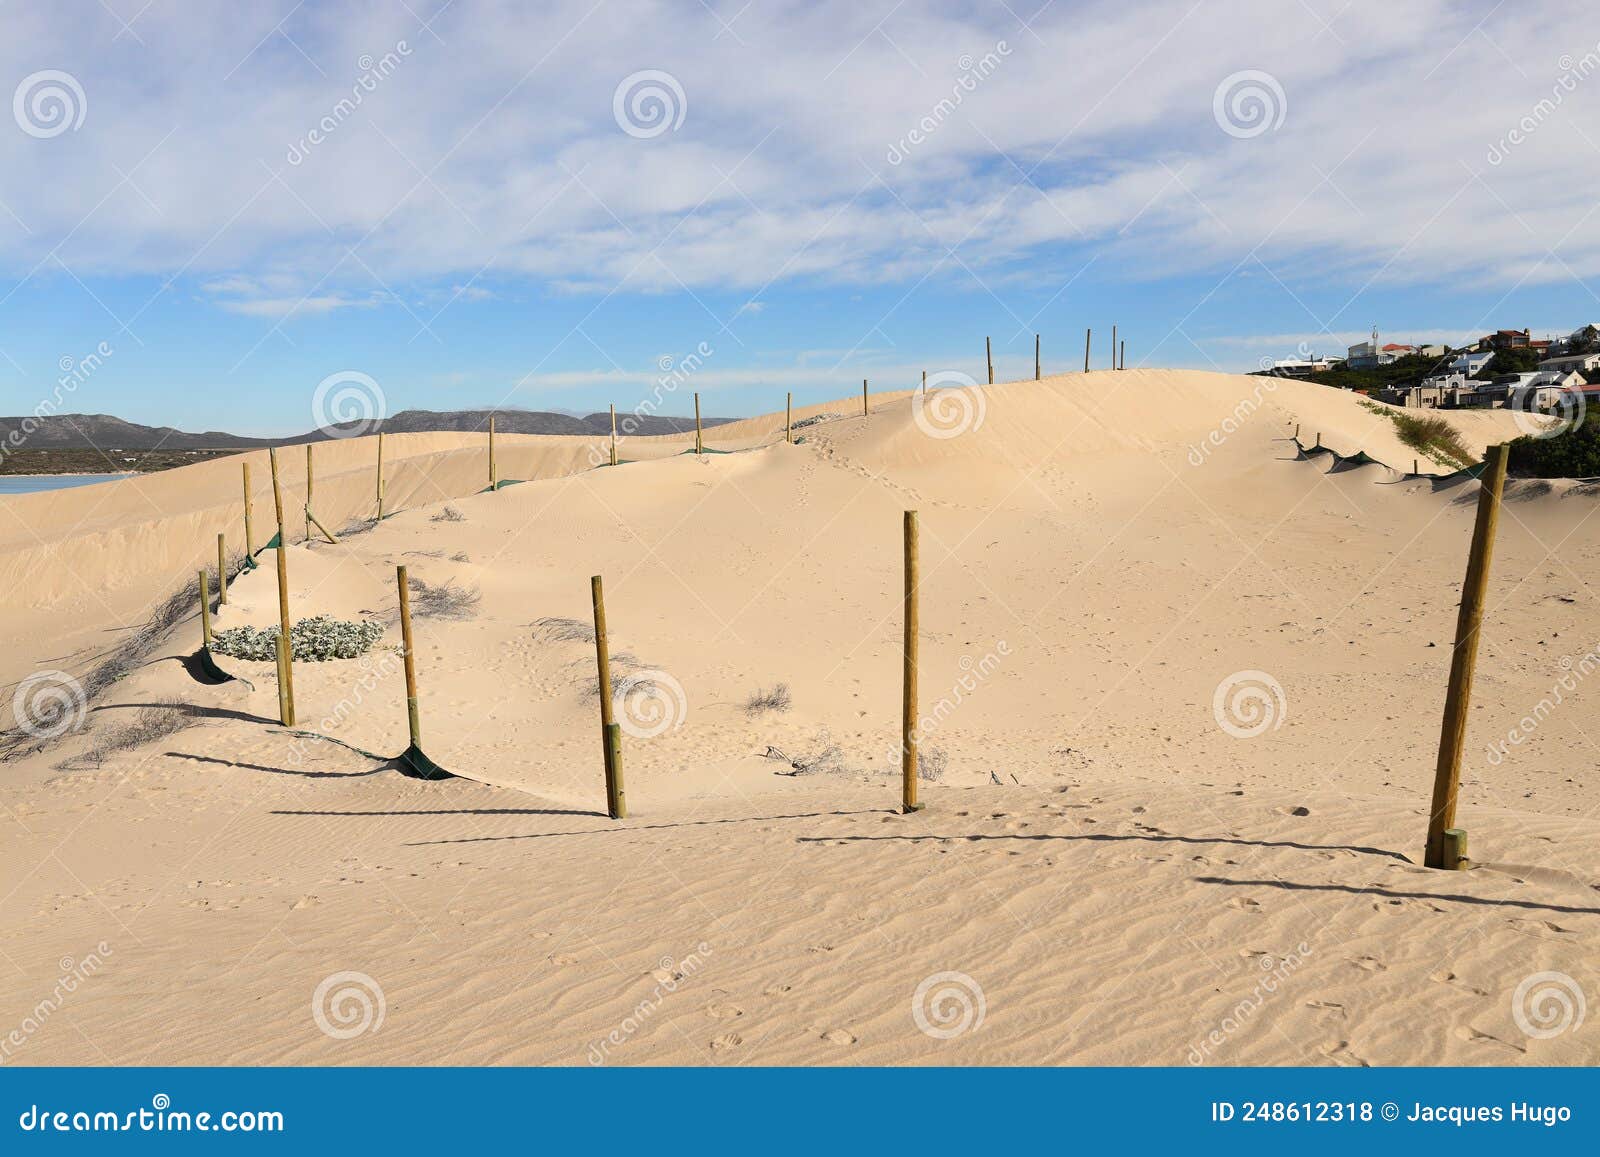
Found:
[1538,352,1600,374]
[1423,371,1472,390]
[1450,350,1495,376]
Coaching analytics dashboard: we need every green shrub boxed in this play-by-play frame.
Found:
[212,615,386,662]
[1507,414,1600,478]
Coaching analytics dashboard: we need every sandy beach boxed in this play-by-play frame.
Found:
[2,369,1596,1066]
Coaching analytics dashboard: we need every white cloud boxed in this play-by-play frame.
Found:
[4,0,1600,314]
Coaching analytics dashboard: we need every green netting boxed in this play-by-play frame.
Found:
[1294,437,1487,485]
[397,742,452,780]
[679,447,735,456]
[480,479,528,493]
[194,646,234,683]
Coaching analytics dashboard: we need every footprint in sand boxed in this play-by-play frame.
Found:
[710,1033,743,1052]
[1305,999,1346,1022]
[821,1028,857,1046]
[1349,955,1385,972]
[1428,969,1489,997]
[807,944,834,954]
[1318,1039,1369,1066]
[763,982,792,997]
[1454,1024,1523,1052]
[1227,896,1262,912]
[706,992,744,1019]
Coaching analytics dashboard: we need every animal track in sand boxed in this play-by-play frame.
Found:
[1318,1039,1369,1066]
[1428,969,1489,997]
[763,982,791,996]
[1305,999,1346,1022]
[820,1028,857,1046]
[709,1033,743,1052]
[1348,955,1385,972]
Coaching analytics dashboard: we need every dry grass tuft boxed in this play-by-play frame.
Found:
[59,701,197,770]
[533,617,595,644]
[744,683,792,715]
[430,505,466,523]
[407,576,480,620]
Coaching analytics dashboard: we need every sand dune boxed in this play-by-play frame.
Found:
[3,370,1597,1066]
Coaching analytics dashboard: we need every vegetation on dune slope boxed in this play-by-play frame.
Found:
[1356,400,1476,469]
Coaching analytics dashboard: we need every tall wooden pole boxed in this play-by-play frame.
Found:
[1035,334,1041,380]
[396,564,421,751]
[610,404,618,466]
[862,379,869,417]
[241,462,255,558]
[901,510,922,814]
[304,443,313,545]
[216,533,228,606]
[786,392,792,444]
[591,575,625,819]
[1111,324,1117,370]
[1084,328,1091,373]
[268,447,294,726]
[197,569,213,648]
[1120,339,1126,371]
[1425,443,1509,869]
[921,369,927,394]
[986,338,994,385]
[488,415,497,490]
[376,432,386,519]
[694,393,703,455]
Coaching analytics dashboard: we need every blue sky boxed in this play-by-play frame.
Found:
[3,1,1599,435]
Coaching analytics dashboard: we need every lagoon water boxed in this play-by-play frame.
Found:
[0,474,131,495]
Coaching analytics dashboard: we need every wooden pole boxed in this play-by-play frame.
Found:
[216,533,228,606]
[901,509,922,814]
[376,431,385,519]
[610,404,618,466]
[396,565,421,750]
[1120,339,1126,371]
[268,447,294,726]
[921,369,927,394]
[694,393,703,454]
[1315,432,1321,449]
[862,379,869,417]
[786,392,792,444]
[1294,423,1300,440]
[242,462,255,557]
[1111,325,1117,370]
[986,338,994,385]
[489,415,497,490]
[198,569,213,648]
[1424,443,1509,870]
[1035,334,1040,381]
[591,575,625,819]
[1414,458,1419,477]
[1084,328,1091,373]
[304,443,313,545]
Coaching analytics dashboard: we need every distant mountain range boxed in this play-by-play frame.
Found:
[0,409,733,451]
